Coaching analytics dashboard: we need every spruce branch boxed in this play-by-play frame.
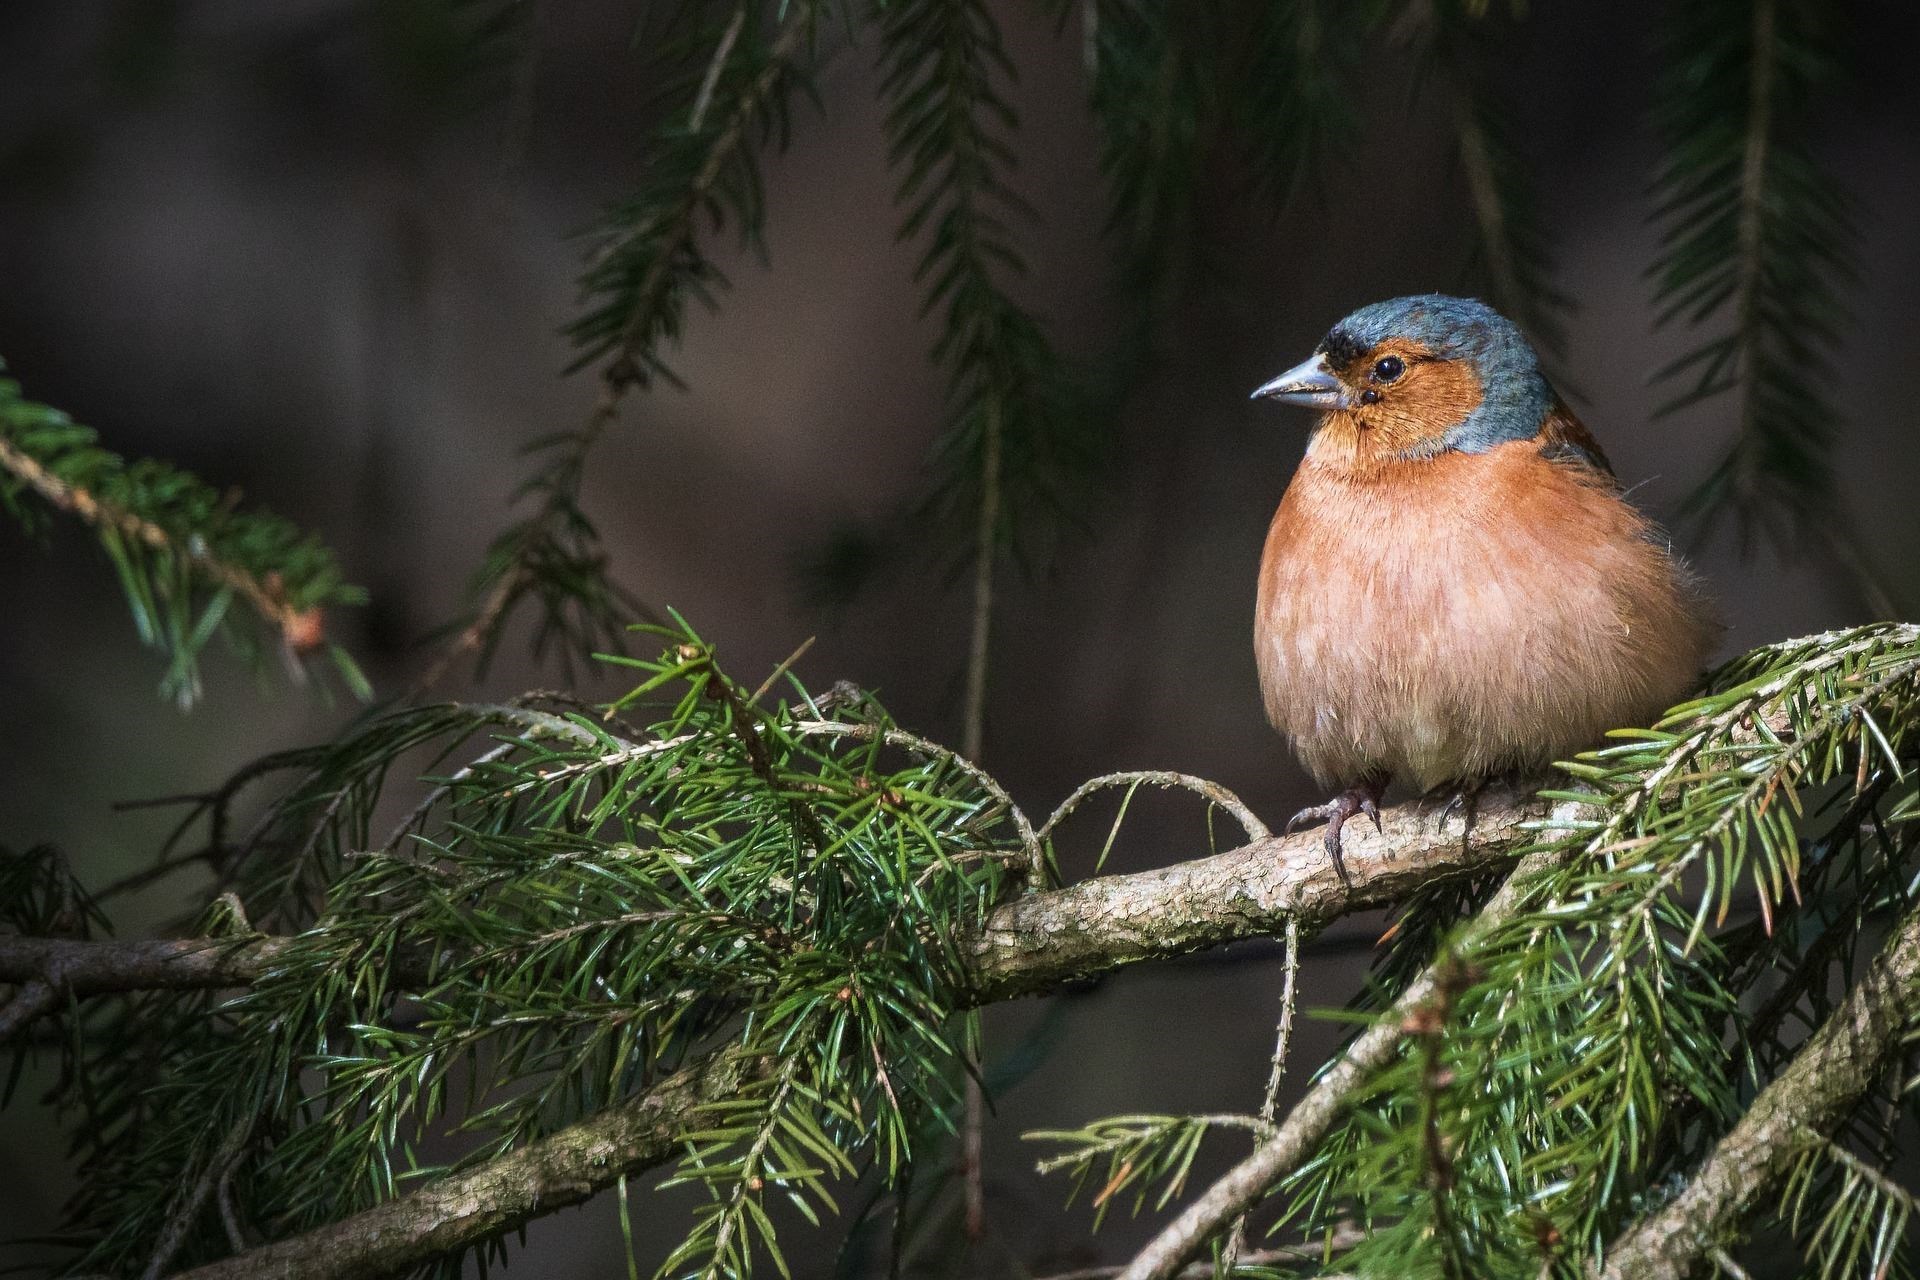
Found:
[28,626,1026,1276]
[876,0,1093,1231]
[422,5,826,693]
[168,700,616,930]
[1649,0,1872,583]
[1595,906,1920,1280]
[1,760,1533,1268]
[1227,0,1355,214]
[1081,0,1355,312]
[1223,913,1300,1267]
[0,364,366,706]
[876,0,1094,581]
[1080,0,1211,306]
[1039,771,1269,845]
[164,1045,765,1280]
[1782,1131,1920,1280]
[0,770,1538,1020]
[1028,1113,1277,1230]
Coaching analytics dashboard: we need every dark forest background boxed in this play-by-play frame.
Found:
[2,1,1919,1275]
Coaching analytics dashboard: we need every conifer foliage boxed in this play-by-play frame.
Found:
[41,624,1020,1277]
[0,362,367,707]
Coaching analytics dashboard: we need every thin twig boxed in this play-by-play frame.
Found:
[408,566,526,699]
[216,1172,249,1254]
[1041,771,1269,844]
[748,634,817,704]
[707,1050,807,1271]
[1224,915,1300,1265]
[791,719,1042,882]
[962,399,1003,773]
[1037,1225,1368,1280]
[1255,919,1301,1127]
[380,741,518,853]
[705,659,833,857]
[1709,1248,1754,1279]
[92,848,221,904]
[1728,0,1776,512]
[342,700,617,857]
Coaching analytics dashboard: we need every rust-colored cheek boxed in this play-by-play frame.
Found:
[1309,346,1484,473]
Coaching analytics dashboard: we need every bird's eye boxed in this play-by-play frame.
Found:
[1372,356,1405,383]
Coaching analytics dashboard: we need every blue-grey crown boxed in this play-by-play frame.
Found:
[1321,294,1554,455]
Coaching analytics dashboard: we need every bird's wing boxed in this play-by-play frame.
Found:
[1534,402,1616,478]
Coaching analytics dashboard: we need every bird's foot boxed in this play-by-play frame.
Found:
[1285,774,1389,888]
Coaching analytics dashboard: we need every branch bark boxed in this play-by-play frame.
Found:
[966,773,1542,1001]
[0,935,294,1005]
[1593,906,1920,1280]
[2,776,1545,1014]
[166,1045,761,1280]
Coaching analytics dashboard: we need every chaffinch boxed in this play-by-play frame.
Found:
[1251,295,1717,883]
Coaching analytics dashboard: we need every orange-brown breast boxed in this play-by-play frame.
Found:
[1254,435,1716,791]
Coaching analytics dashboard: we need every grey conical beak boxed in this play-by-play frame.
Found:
[1250,352,1348,409]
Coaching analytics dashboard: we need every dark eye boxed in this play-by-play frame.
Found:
[1372,356,1405,383]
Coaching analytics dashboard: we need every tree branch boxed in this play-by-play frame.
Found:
[1593,905,1920,1280]
[412,11,821,698]
[2,776,1545,1017]
[966,773,1544,1002]
[0,935,295,1004]
[165,1045,762,1280]
[0,434,327,653]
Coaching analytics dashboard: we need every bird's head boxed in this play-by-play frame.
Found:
[1251,295,1555,471]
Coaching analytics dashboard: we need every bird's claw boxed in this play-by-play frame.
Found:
[1284,798,1342,835]
[1285,776,1388,890]
[1421,779,1487,851]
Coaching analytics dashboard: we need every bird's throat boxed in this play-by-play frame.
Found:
[1307,409,1443,476]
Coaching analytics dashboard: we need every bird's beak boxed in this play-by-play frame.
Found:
[1250,353,1348,409]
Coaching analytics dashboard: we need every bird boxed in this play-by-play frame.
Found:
[1250,294,1717,884]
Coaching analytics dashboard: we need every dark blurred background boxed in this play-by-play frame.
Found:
[2,1,1918,1275]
